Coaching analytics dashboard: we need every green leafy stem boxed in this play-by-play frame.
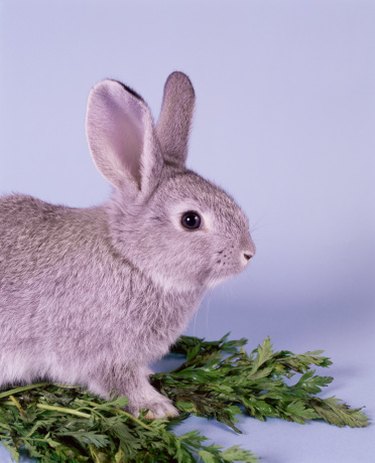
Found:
[0,335,369,462]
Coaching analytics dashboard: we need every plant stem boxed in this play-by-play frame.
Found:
[36,403,91,419]
[115,408,155,431]
[0,382,50,399]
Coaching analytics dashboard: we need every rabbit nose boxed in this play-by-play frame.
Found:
[241,237,256,265]
[242,250,255,265]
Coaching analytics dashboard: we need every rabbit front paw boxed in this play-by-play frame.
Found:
[129,393,179,419]
[144,396,179,420]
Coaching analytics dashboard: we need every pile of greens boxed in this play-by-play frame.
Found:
[0,335,368,462]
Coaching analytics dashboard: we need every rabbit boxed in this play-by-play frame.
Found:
[0,71,256,419]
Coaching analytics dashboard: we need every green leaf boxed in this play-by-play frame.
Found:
[176,401,197,413]
[251,337,274,372]
[57,430,110,447]
[311,397,369,428]
[198,449,219,463]
[222,445,259,462]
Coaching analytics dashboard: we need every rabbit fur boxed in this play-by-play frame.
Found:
[0,72,255,418]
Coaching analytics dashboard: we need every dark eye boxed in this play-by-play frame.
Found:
[181,211,201,230]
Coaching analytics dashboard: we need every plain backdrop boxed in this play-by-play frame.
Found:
[0,1,374,462]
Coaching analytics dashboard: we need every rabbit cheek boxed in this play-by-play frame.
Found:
[208,245,244,286]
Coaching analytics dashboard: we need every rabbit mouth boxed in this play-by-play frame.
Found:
[206,265,244,288]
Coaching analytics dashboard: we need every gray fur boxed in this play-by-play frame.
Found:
[156,71,195,167]
[0,72,255,418]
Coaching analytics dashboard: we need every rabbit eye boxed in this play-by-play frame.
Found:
[181,211,201,230]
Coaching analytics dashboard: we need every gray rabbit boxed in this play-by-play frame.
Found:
[0,72,255,418]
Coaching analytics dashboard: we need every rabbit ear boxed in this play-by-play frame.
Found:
[86,79,163,198]
[156,71,195,167]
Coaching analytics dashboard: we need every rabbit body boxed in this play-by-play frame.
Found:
[0,72,255,418]
[0,193,201,416]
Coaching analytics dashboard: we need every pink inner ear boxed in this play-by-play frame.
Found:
[110,109,144,189]
[87,81,146,190]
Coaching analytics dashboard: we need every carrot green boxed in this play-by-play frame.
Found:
[0,334,368,462]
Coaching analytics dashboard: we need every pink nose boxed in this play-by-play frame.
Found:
[241,236,256,264]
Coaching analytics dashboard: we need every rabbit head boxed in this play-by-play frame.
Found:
[86,72,255,293]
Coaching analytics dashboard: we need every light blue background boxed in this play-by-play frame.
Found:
[0,1,374,462]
